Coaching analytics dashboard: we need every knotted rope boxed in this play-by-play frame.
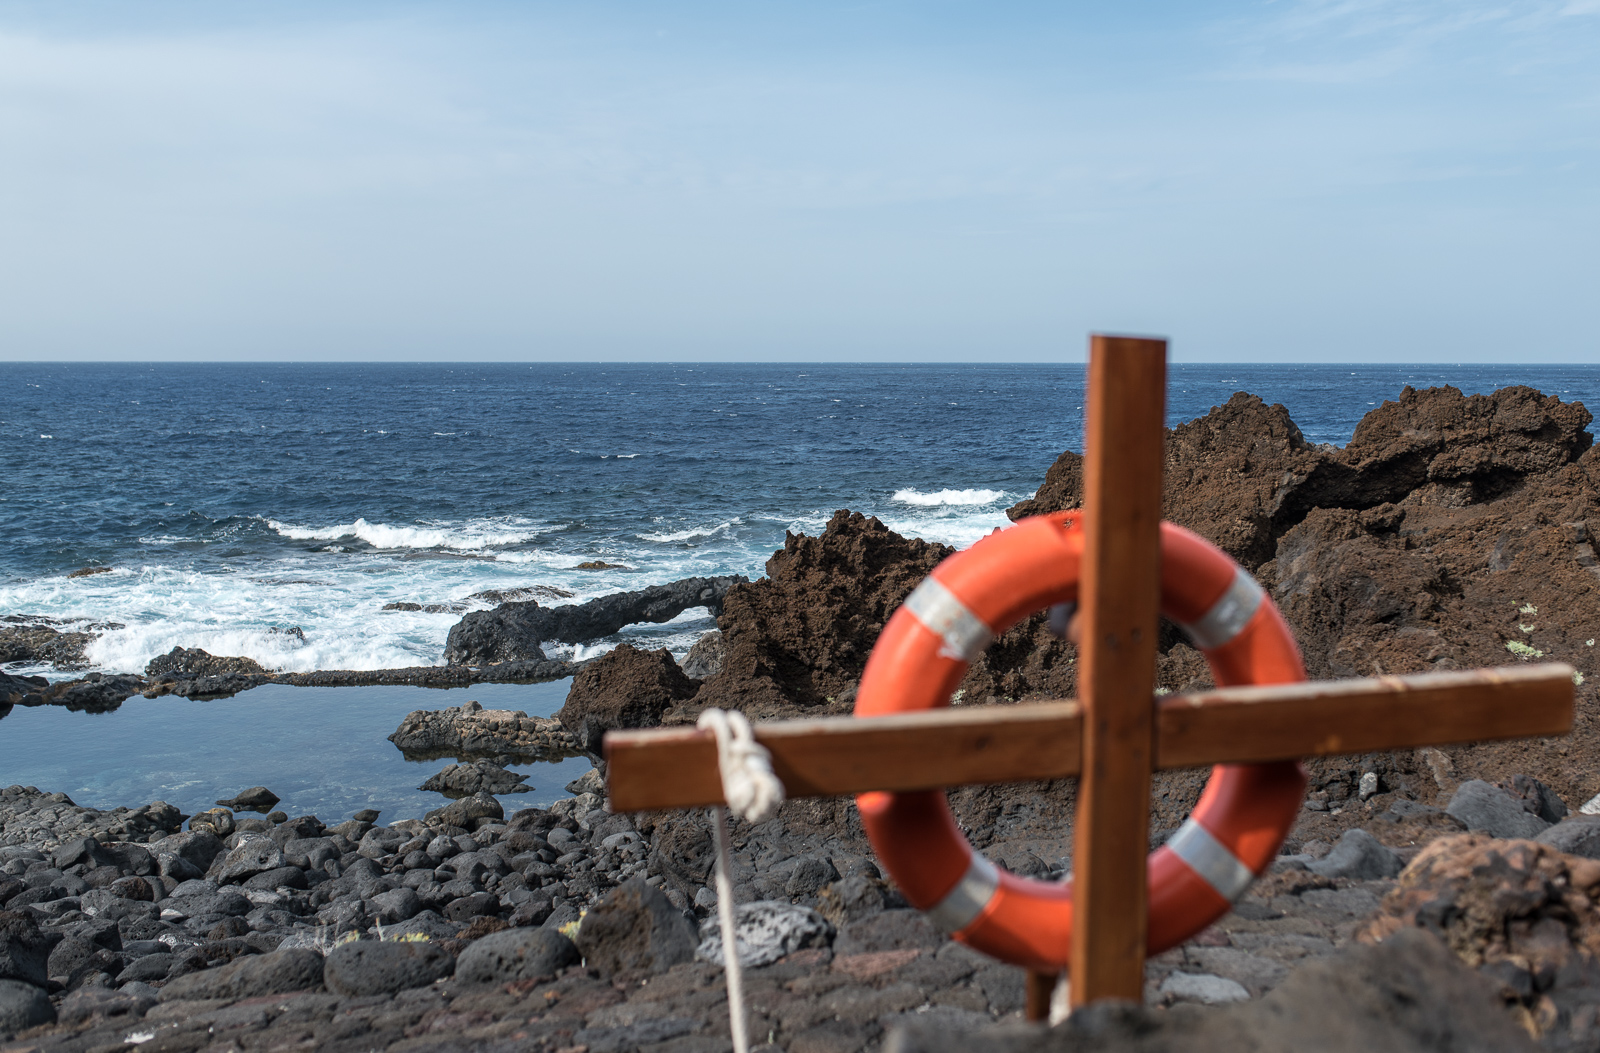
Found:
[697,708,785,1053]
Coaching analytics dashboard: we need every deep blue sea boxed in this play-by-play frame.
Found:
[3,362,1597,821]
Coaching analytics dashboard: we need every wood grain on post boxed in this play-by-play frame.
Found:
[602,664,1574,812]
[1070,335,1167,1006]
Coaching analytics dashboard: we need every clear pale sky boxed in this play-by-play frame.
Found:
[1,2,1595,363]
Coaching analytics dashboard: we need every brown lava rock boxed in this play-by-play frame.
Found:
[687,510,952,717]
[557,644,701,753]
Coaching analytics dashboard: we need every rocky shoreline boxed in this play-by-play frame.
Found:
[5,769,1600,1052]
[4,382,1600,1050]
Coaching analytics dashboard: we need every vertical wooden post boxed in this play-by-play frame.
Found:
[1025,970,1058,1022]
[1069,335,1167,1006]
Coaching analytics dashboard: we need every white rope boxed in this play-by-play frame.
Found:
[697,707,784,825]
[698,708,785,1053]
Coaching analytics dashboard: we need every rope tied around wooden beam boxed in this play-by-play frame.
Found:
[696,707,786,1053]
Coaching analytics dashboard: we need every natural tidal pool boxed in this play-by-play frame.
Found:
[0,680,588,824]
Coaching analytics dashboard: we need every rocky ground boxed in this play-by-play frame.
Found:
[5,770,1600,1052]
[5,382,1600,1050]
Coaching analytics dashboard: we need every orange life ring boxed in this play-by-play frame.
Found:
[854,511,1307,972]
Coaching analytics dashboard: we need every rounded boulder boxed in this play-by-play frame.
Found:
[324,939,455,997]
[0,979,54,1036]
[455,927,577,986]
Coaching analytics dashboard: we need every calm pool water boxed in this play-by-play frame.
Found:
[0,680,589,825]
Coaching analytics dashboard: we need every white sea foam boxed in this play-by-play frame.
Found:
[891,488,1006,506]
[266,517,543,551]
[881,511,1014,551]
[639,519,740,544]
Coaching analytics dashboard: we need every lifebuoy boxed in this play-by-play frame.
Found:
[854,511,1307,972]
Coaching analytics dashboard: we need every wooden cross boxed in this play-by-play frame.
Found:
[603,335,1575,1012]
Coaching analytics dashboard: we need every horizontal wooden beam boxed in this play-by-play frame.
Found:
[603,663,1574,812]
[605,701,1082,813]
[1153,662,1575,768]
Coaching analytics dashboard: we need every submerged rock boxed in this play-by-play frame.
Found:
[419,760,531,797]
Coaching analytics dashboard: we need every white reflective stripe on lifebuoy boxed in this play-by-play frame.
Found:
[1165,818,1256,902]
[927,854,999,933]
[1178,566,1263,651]
[903,577,993,662]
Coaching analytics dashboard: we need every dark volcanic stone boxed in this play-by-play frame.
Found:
[145,646,269,679]
[108,876,156,901]
[0,626,95,669]
[116,953,175,984]
[426,791,505,830]
[38,674,146,712]
[443,574,744,664]
[215,835,286,884]
[574,879,697,980]
[456,927,578,986]
[0,911,61,987]
[216,786,281,812]
[1305,829,1403,881]
[165,887,252,919]
[1536,816,1600,858]
[1497,773,1568,824]
[157,947,324,1002]
[154,830,226,875]
[244,866,309,891]
[785,857,841,898]
[0,979,54,1035]
[419,759,531,797]
[557,644,703,753]
[1446,780,1552,839]
[444,891,501,922]
[323,938,455,996]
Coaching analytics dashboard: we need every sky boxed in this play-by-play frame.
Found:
[0,1,1595,363]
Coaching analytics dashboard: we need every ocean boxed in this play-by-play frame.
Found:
[3,362,1598,821]
[8,362,1600,681]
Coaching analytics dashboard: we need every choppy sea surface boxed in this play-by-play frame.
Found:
[3,362,1598,820]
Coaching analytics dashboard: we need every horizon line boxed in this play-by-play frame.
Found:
[4,360,1595,368]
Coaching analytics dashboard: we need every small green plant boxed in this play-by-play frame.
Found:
[559,910,586,941]
[1520,623,1537,633]
[1520,603,1538,615]
[1506,641,1544,660]
[950,689,966,705]
[1575,671,1586,686]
